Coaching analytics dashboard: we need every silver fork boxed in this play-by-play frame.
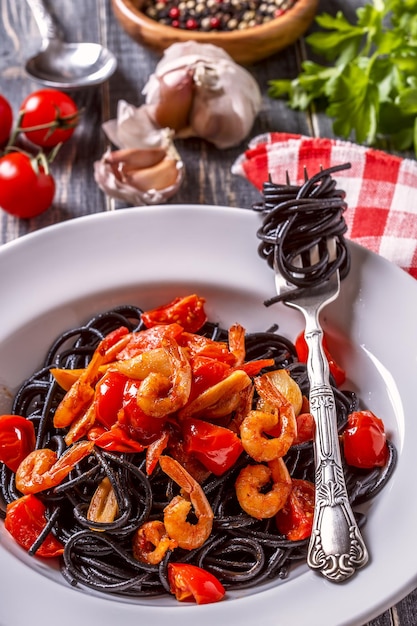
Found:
[274,239,369,582]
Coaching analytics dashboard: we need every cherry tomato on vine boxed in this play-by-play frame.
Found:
[168,563,225,604]
[0,151,55,218]
[275,478,315,541]
[5,494,64,558]
[0,414,36,472]
[142,294,207,333]
[343,410,389,469]
[19,89,79,148]
[0,94,13,146]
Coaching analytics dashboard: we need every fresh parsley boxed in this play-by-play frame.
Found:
[269,0,417,154]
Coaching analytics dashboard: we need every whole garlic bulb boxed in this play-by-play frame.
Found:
[143,42,262,149]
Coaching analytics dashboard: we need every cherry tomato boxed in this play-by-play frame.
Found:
[0,94,13,146]
[182,418,243,476]
[295,331,346,386]
[88,424,145,454]
[0,414,36,472]
[294,412,315,444]
[168,563,225,604]
[343,410,389,469]
[118,379,166,445]
[142,295,207,333]
[275,479,315,541]
[189,356,230,401]
[5,494,64,557]
[19,89,79,148]
[95,370,129,429]
[0,152,55,218]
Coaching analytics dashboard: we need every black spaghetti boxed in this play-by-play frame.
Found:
[0,305,396,600]
[253,163,352,305]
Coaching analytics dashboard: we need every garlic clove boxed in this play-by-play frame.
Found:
[104,147,166,173]
[124,157,180,192]
[152,68,194,133]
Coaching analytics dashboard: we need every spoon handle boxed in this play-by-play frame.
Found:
[305,325,369,582]
[26,0,60,42]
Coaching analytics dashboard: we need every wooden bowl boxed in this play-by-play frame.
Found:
[111,0,319,65]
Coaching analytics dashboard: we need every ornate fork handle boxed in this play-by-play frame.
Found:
[304,325,369,582]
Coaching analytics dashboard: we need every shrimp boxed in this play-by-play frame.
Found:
[235,457,292,519]
[113,347,171,380]
[53,328,132,429]
[133,520,178,565]
[239,373,297,462]
[136,337,192,418]
[228,323,246,366]
[159,455,214,550]
[178,369,252,419]
[15,440,94,495]
[256,369,303,416]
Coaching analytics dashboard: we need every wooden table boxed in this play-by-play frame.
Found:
[0,1,416,624]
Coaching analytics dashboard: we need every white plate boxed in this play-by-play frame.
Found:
[0,205,416,626]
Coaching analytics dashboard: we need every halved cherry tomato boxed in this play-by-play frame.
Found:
[118,379,166,445]
[295,331,346,386]
[95,370,129,429]
[141,295,207,333]
[0,94,13,146]
[19,89,79,148]
[0,151,55,218]
[182,418,243,476]
[0,414,36,472]
[343,410,389,469]
[5,494,64,557]
[189,356,231,401]
[294,412,315,444]
[168,563,225,604]
[87,424,144,453]
[275,478,315,541]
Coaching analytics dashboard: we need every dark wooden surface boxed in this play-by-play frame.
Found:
[0,1,416,624]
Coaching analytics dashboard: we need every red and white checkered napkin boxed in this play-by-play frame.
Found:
[232,132,417,279]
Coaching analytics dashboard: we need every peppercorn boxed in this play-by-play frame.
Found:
[142,0,298,31]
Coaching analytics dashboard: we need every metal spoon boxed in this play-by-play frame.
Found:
[25,0,117,89]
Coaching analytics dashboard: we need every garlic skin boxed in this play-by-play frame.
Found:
[94,100,184,205]
[143,42,262,149]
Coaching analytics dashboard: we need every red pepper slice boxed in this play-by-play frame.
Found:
[0,414,36,472]
[343,410,389,469]
[295,331,346,386]
[168,563,225,604]
[5,494,64,557]
[275,478,315,541]
[182,418,243,476]
[142,295,207,333]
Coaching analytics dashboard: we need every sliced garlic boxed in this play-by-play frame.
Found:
[87,476,119,525]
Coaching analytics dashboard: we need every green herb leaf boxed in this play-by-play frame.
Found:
[268,0,417,155]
